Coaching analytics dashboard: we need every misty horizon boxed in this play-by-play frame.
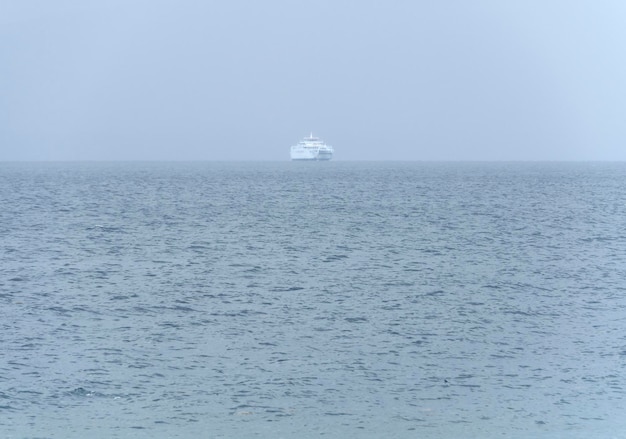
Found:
[2,1,626,161]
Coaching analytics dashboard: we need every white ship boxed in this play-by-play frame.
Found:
[290,133,334,161]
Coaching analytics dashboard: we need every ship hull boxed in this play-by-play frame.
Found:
[291,157,332,161]
[290,152,333,161]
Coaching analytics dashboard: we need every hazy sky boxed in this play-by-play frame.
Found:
[2,1,626,161]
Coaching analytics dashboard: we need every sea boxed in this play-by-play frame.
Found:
[1,161,626,439]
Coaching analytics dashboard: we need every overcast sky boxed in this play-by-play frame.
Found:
[2,1,626,161]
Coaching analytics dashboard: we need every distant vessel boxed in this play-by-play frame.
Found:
[290,133,334,161]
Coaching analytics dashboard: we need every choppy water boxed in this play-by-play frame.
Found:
[2,161,626,438]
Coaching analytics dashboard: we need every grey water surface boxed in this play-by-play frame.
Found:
[2,161,626,438]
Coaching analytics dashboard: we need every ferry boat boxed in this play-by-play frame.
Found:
[290,133,334,160]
